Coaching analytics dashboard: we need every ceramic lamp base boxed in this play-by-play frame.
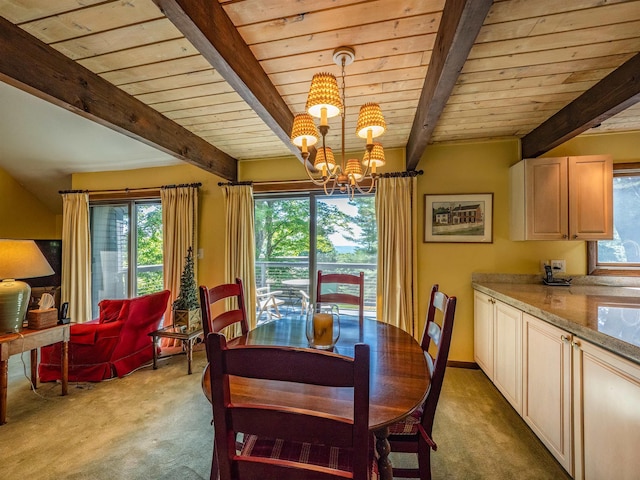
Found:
[0,279,30,333]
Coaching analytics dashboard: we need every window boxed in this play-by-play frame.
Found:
[589,163,640,275]
[254,193,377,321]
[90,200,163,317]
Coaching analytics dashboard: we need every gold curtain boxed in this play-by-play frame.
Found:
[161,185,198,329]
[375,176,418,335]
[61,192,92,323]
[222,184,257,334]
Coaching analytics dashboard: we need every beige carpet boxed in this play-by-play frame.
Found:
[1,345,570,479]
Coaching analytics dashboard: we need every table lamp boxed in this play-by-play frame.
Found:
[0,239,54,333]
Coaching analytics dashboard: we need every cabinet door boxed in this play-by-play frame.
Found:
[573,339,640,480]
[525,157,568,240]
[474,291,494,378]
[522,314,573,474]
[568,155,612,240]
[493,301,522,414]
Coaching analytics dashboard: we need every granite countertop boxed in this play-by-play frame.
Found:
[471,274,640,365]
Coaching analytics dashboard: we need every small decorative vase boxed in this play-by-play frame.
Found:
[306,303,340,350]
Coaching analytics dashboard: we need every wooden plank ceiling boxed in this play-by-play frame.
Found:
[1,0,639,180]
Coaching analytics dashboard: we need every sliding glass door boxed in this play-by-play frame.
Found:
[254,193,376,321]
[89,200,163,318]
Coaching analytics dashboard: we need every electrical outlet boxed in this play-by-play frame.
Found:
[540,260,550,273]
[551,259,566,273]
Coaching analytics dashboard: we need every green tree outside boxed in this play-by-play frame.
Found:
[136,203,164,294]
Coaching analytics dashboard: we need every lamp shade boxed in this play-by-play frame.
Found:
[0,240,54,279]
[0,239,54,333]
[314,147,337,174]
[306,73,342,119]
[345,158,363,181]
[356,103,386,141]
[291,113,320,149]
[362,142,386,167]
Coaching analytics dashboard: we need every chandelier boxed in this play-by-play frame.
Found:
[290,46,386,196]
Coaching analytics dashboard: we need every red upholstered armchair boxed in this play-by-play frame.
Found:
[39,290,170,382]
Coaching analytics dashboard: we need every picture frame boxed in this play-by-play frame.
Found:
[424,193,493,243]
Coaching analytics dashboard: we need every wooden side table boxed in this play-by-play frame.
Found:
[0,324,70,425]
[149,325,203,375]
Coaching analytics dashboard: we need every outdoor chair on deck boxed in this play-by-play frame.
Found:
[316,270,365,325]
[206,332,377,480]
[387,284,457,480]
[256,285,285,322]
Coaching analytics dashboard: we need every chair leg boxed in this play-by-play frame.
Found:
[210,447,219,480]
[418,441,432,480]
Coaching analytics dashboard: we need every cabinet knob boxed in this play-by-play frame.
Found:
[562,234,569,239]
[573,234,578,239]
[571,340,581,350]
[561,335,570,344]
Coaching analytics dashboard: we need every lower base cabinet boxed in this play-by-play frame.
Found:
[474,290,640,479]
[522,314,573,474]
[493,302,522,415]
[574,339,640,480]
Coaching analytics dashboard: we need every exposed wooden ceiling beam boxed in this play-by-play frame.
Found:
[0,15,237,181]
[153,0,313,165]
[405,0,493,171]
[521,52,640,159]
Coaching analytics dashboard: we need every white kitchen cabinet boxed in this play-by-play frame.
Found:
[493,301,523,414]
[473,291,522,413]
[474,291,494,378]
[510,155,612,241]
[522,313,573,474]
[573,338,640,480]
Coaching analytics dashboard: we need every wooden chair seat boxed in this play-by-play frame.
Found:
[240,434,379,479]
[387,407,423,436]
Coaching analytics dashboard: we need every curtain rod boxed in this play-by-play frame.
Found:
[217,181,253,187]
[378,169,423,178]
[59,182,202,195]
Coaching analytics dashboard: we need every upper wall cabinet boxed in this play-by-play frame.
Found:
[510,155,613,241]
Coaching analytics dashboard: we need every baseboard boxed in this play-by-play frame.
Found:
[447,360,479,369]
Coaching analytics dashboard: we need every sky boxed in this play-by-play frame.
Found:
[320,197,362,247]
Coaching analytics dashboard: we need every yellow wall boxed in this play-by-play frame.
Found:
[0,166,59,239]
[416,140,585,362]
[72,163,228,290]
[547,130,640,162]
[54,130,640,363]
[415,130,640,362]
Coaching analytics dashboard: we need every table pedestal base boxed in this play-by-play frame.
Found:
[375,426,393,480]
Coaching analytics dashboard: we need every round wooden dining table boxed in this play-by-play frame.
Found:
[202,316,430,480]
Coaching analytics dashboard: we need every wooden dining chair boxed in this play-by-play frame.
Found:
[387,284,457,480]
[206,331,377,480]
[316,270,365,325]
[199,278,249,337]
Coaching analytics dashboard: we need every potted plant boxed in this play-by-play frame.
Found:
[172,247,201,331]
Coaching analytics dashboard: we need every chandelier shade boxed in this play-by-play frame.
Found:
[305,73,342,121]
[362,142,386,167]
[356,103,386,143]
[291,113,320,152]
[314,147,337,174]
[345,159,363,181]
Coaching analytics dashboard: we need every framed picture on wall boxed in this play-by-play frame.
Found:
[424,193,493,243]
